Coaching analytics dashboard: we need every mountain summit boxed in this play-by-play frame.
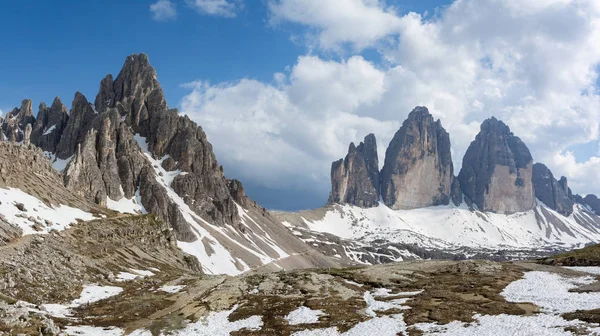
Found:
[458,117,535,214]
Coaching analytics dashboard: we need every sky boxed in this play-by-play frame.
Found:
[1,0,600,211]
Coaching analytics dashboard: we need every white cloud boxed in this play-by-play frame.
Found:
[150,0,177,21]
[181,0,600,202]
[268,0,404,50]
[186,0,241,18]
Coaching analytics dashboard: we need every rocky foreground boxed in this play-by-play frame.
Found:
[2,254,600,335]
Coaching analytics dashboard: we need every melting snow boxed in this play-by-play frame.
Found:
[0,187,96,235]
[106,188,146,214]
[115,269,155,281]
[131,305,262,336]
[415,313,600,335]
[43,285,123,318]
[502,271,600,313]
[159,285,186,294]
[564,266,600,275]
[42,124,56,136]
[64,326,124,336]
[286,306,326,325]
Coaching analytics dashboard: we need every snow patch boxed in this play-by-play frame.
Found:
[132,304,262,336]
[285,306,326,325]
[502,271,600,313]
[564,266,600,275]
[64,326,124,335]
[415,313,600,335]
[43,285,123,318]
[159,285,186,294]
[42,124,56,136]
[0,187,96,235]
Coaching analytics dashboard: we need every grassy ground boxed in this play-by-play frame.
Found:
[538,244,600,266]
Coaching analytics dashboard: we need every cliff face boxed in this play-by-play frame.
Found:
[458,117,535,214]
[380,107,454,210]
[328,134,380,208]
[532,163,573,216]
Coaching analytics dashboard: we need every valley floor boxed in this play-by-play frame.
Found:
[2,259,600,335]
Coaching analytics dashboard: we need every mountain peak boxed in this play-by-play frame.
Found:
[329,134,380,208]
[459,118,534,214]
[381,106,454,209]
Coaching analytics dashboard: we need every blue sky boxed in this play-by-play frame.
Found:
[0,0,447,113]
[2,0,600,211]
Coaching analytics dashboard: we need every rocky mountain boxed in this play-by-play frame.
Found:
[285,110,600,264]
[381,107,455,209]
[0,53,342,276]
[328,133,380,208]
[532,163,574,216]
[458,117,535,214]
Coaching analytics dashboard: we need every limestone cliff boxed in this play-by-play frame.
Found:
[328,134,380,208]
[458,117,534,214]
[380,107,454,209]
[532,163,573,216]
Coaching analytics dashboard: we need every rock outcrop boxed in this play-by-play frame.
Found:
[1,99,35,143]
[532,163,573,216]
[458,117,535,214]
[55,93,97,160]
[328,134,380,208]
[30,97,69,153]
[582,194,600,215]
[380,107,454,209]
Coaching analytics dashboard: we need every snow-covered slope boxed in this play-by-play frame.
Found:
[278,201,600,263]
[0,187,97,235]
[131,135,341,275]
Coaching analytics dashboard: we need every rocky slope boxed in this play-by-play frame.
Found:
[328,134,380,208]
[381,107,456,209]
[458,117,535,214]
[2,259,600,335]
[0,53,339,276]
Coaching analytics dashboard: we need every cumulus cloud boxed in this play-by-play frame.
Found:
[186,0,241,18]
[268,0,404,50]
[150,0,177,21]
[180,56,398,194]
[181,0,600,206]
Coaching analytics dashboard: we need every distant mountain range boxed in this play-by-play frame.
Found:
[274,106,600,263]
[2,54,599,274]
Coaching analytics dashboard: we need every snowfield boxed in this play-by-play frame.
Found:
[0,187,96,235]
[302,202,600,251]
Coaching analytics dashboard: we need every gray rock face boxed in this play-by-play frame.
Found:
[55,93,97,159]
[381,107,454,210]
[458,117,535,214]
[328,134,380,208]
[31,97,69,153]
[1,99,35,143]
[532,163,573,216]
[558,177,574,201]
[64,130,108,205]
[451,178,463,206]
[23,124,32,147]
[582,194,600,215]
